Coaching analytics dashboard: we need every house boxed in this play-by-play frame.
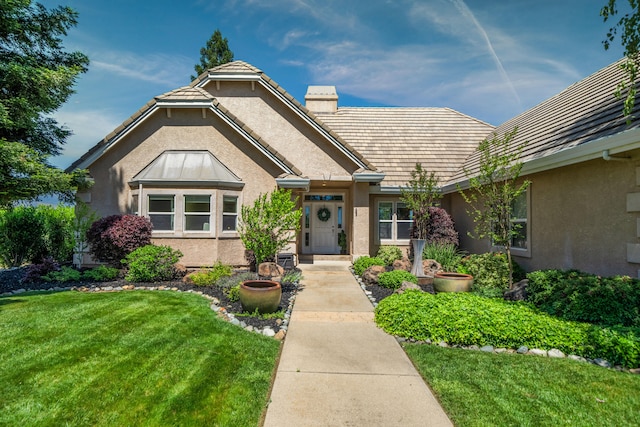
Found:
[68,59,640,277]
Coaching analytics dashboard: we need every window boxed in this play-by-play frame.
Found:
[510,190,528,250]
[184,195,211,231]
[222,196,238,231]
[148,195,174,231]
[378,201,413,242]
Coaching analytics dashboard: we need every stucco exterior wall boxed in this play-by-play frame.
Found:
[450,153,640,277]
[81,107,282,266]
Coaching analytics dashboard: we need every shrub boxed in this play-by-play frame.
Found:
[378,270,417,289]
[42,266,81,282]
[38,205,75,264]
[353,256,385,276]
[86,215,153,266]
[82,265,120,281]
[457,252,525,298]
[526,269,640,327]
[0,207,47,266]
[123,245,183,282]
[189,261,234,286]
[238,189,302,266]
[425,207,459,246]
[376,246,403,266]
[374,291,640,367]
[216,271,257,292]
[423,243,464,272]
[21,257,60,283]
[226,285,240,302]
[282,269,302,285]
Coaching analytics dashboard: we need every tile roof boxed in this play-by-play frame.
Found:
[316,107,494,187]
[449,58,640,184]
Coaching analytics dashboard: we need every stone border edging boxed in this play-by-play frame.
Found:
[1,283,297,341]
[349,267,640,374]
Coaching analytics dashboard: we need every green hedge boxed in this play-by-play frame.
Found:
[457,252,525,298]
[374,291,640,367]
[527,269,640,327]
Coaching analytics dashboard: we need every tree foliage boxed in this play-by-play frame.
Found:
[458,128,530,288]
[601,0,640,118]
[238,189,302,266]
[0,1,90,205]
[400,163,442,240]
[191,28,234,80]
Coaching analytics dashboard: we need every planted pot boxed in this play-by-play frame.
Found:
[433,272,473,293]
[239,280,282,314]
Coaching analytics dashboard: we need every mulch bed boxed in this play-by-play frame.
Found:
[0,266,300,332]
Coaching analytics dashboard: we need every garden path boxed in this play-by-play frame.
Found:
[262,260,452,426]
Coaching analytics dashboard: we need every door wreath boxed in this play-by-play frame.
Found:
[317,207,331,222]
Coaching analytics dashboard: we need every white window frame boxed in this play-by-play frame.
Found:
[492,188,531,258]
[221,194,239,234]
[377,200,413,244]
[184,194,212,233]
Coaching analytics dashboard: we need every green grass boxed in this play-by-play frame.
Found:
[404,344,640,427]
[0,291,280,426]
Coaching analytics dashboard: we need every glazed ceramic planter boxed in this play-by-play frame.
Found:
[433,272,474,292]
[239,280,282,314]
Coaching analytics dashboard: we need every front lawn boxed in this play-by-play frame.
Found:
[405,344,640,426]
[0,290,280,426]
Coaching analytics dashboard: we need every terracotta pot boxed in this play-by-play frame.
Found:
[433,272,473,292]
[239,280,282,314]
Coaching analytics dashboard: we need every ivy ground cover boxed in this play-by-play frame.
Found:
[0,291,279,426]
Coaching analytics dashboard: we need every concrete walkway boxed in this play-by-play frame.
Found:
[262,261,452,427]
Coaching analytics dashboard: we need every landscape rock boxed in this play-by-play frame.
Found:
[517,346,529,354]
[593,358,612,368]
[274,330,286,341]
[568,355,588,363]
[504,279,529,301]
[529,349,547,357]
[422,259,443,277]
[262,327,276,337]
[362,265,386,285]
[392,258,411,271]
[480,345,495,353]
[394,281,422,294]
[548,348,565,358]
[629,368,640,375]
[258,262,285,278]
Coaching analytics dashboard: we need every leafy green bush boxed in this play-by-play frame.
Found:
[376,246,403,266]
[374,291,640,367]
[527,269,640,327]
[42,266,81,282]
[0,206,46,266]
[457,252,525,298]
[353,256,386,276]
[226,285,240,302]
[82,265,120,281]
[123,245,183,282]
[189,261,234,286]
[378,270,418,289]
[423,243,464,272]
[38,205,75,264]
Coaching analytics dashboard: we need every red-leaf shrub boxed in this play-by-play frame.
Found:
[425,207,459,246]
[86,215,153,265]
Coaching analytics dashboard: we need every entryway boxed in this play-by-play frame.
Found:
[301,194,345,255]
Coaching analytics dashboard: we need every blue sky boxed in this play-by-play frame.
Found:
[40,0,627,169]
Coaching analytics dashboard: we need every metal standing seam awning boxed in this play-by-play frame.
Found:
[129,150,244,188]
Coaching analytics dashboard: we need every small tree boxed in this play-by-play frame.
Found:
[458,127,530,289]
[191,29,234,80]
[238,189,302,266]
[400,163,442,240]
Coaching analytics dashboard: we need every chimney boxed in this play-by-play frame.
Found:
[305,86,338,113]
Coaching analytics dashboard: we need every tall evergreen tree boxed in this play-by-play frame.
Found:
[0,1,90,206]
[191,29,234,80]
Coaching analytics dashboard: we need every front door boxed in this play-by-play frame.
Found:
[302,200,344,254]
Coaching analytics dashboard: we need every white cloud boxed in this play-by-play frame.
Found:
[91,51,193,87]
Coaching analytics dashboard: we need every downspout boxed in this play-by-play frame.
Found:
[602,149,631,161]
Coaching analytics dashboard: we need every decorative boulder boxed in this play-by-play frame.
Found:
[392,258,412,272]
[258,262,285,279]
[394,281,422,294]
[422,259,443,277]
[504,279,529,301]
[362,265,386,285]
